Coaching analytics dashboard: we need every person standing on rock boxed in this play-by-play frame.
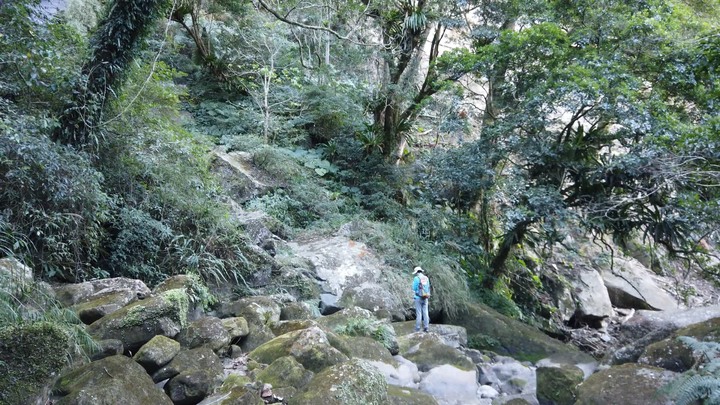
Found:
[412,266,431,332]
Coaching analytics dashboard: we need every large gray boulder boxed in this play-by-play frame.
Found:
[219,296,281,325]
[71,289,139,324]
[567,268,614,326]
[286,236,408,320]
[600,257,679,311]
[52,355,172,405]
[87,288,189,353]
[53,277,150,307]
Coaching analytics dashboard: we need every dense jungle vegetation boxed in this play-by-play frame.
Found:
[1,0,719,328]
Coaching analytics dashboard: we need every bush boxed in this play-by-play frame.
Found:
[0,123,109,281]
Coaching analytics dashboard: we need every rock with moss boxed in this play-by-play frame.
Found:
[343,335,395,363]
[270,319,320,337]
[223,317,250,341]
[387,385,439,405]
[71,289,138,324]
[535,364,584,405]
[338,282,405,321]
[87,288,189,353]
[636,317,720,372]
[133,335,181,373]
[177,316,231,352]
[0,322,71,405]
[249,326,348,373]
[575,363,676,405]
[281,301,317,321]
[219,296,281,325]
[153,346,223,383]
[53,277,150,307]
[52,355,172,404]
[91,339,124,361]
[290,359,388,405]
[318,307,399,355]
[153,347,224,404]
[397,332,474,372]
[449,303,594,363]
[256,355,314,390]
[240,322,277,352]
[392,321,467,348]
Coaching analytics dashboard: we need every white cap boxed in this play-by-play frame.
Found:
[413,266,423,274]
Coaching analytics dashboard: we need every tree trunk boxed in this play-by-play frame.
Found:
[483,219,533,289]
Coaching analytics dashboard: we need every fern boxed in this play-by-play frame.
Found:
[664,336,720,405]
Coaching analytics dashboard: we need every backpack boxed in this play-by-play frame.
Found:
[417,274,430,299]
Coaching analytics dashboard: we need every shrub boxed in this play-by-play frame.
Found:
[0,123,110,281]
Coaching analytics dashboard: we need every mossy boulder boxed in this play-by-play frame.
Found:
[387,385,439,405]
[223,317,250,343]
[219,296,281,325]
[156,347,224,404]
[177,316,231,352]
[71,289,137,324]
[575,363,676,405]
[53,277,150,307]
[535,364,584,405]
[342,335,395,363]
[52,355,172,405]
[240,322,276,352]
[256,356,314,389]
[281,301,317,321]
[637,317,720,372]
[249,326,348,373]
[133,335,181,373]
[397,332,474,372]
[91,339,124,361]
[87,288,190,353]
[290,359,388,405]
[0,322,71,405]
[197,374,263,404]
[270,319,320,337]
[317,307,399,355]
[153,346,223,383]
[337,282,405,321]
[449,303,593,363]
[637,338,694,372]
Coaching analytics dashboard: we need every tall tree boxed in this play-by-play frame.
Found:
[254,0,472,161]
[54,0,172,148]
[449,0,720,285]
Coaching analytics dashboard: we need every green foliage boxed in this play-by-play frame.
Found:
[0,275,98,404]
[0,0,86,112]
[0,118,110,280]
[664,336,720,405]
[55,0,173,146]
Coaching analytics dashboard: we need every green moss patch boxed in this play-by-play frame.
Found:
[290,359,388,405]
[0,322,70,405]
